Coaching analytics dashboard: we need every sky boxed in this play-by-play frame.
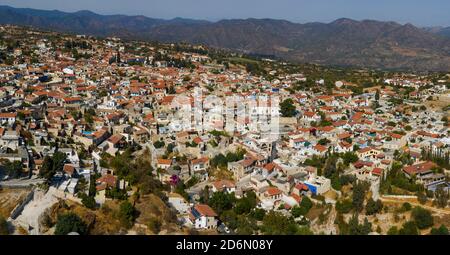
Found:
[1,0,449,27]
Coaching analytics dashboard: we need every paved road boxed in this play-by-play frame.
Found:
[0,177,45,188]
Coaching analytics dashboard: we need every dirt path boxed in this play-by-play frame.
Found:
[380,196,450,215]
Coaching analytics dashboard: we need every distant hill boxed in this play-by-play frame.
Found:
[424,26,450,38]
[440,27,450,37]
[1,5,450,71]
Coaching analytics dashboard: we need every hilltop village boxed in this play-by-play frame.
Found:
[0,25,449,235]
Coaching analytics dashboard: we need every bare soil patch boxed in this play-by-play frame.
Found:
[0,188,29,218]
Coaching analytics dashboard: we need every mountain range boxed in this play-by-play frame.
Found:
[0,5,450,71]
[424,26,450,38]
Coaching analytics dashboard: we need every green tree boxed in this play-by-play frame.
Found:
[297,226,314,235]
[249,208,266,221]
[342,152,359,166]
[166,143,175,153]
[54,213,87,235]
[365,198,383,215]
[261,211,299,235]
[39,156,54,180]
[210,154,228,168]
[336,199,353,214]
[88,173,97,197]
[352,181,369,212]
[279,99,296,117]
[361,218,372,234]
[153,140,165,148]
[348,214,372,235]
[39,152,67,182]
[323,155,338,178]
[434,187,449,208]
[0,216,8,235]
[331,175,342,190]
[234,191,257,215]
[118,201,137,229]
[339,175,356,187]
[109,150,133,179]
[235,215,257,235]
[291,206,303,218]
[208,191,236,215]
[318,138,330,145]
[399,221,418,235]
[401,202,412,212]
[299,196,313,215]
[387,226,399,235]
[220,210,238,230]
[3,160,23,178]
[80,193,96,209]
[76,176,88,194]
[411,207,433,229]
[292,196,314,217]
[199,185,210,204]
[430,225,449,235]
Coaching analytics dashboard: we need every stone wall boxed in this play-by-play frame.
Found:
[10,188,34,220]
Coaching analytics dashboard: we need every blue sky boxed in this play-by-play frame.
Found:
[1,0,449,27]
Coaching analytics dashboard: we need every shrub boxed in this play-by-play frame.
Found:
[365,198,383,215]
[336,199,353,214]
[411,207,433,229]
[430,225,449,235]
[294,196,313,216]
[147,217,162,234]
[401,202,412,212]
[54,213,87,235]
[417,192,427,205]
[399,221,418,235]
[118,201,137,229]
[387,226,398,235]
[80,193,97,209]
[0,216,8,235]
[153,140,165,149]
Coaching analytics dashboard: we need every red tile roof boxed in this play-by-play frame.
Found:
[96,174,117,188]
[403,161,437,175]
[212,180,235,190]
[295,183,309,191]
[338,132,351,139]
[191,157,209,165]
[314,144,328,152]
[0,112,17,118]
[194,204,217,217]
[108,134,124,145]
[372,168,383,176]
[266,187,282,196]
[157,158,172,165]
